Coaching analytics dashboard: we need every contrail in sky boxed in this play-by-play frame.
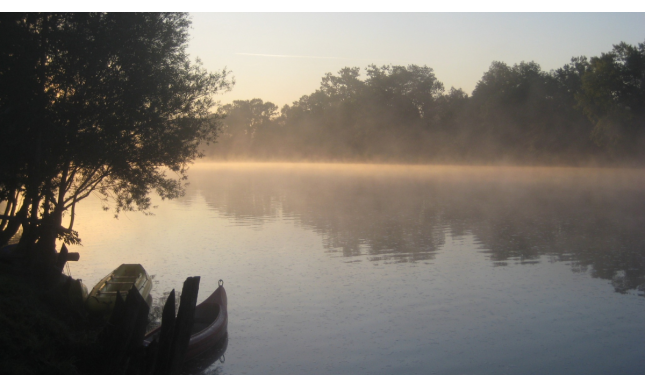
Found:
[235,52,349,60]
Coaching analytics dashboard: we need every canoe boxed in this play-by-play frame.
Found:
[86,264,153,317]
[144,280,228,362]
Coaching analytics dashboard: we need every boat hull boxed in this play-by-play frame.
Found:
[144,283,228,362]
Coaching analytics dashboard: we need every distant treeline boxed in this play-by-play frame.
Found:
[202,40,645,166]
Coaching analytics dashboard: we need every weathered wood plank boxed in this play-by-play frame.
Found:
[54,244,69,273]
[96,276,201,374]
[153,289,177,374]
[130,292,150,352]
[168,276,200,374]
[143,336,160,375]
[100,286,149,373]
[99,290,124,372]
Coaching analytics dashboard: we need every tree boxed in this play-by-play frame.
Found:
[365,64,444,121]
[468,60,595,162]
[320,67,363,103]
[577,41,645,155]
[212,99,278,158]
[0,13,232,260]
[276,64,446,161]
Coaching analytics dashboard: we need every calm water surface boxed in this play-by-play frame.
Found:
[68,163,645,374]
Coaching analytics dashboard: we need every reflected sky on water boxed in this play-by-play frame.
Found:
[69,163,645,374]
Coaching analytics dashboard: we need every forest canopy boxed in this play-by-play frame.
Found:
[204,40,645,166]
[0,13,232,258]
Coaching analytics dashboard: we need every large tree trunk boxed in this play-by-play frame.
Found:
[0,197,30,247]
[35,204,63,262]
[35,165,71,260]
[0,190,16,231]
[16,194,42,261]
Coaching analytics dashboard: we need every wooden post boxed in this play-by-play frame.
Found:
[99,290,124,372]
[100,286,149,374]
[54,244,80,272]
[143,337,160,375]
[54,244,69,273]
[97,276,200,374]
[153,289,177,374]
[168,276,200,374]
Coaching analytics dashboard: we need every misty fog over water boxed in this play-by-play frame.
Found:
[68,163,645,374]
[4,13,645,375]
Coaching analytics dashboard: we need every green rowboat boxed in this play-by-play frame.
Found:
[86,264,152,317]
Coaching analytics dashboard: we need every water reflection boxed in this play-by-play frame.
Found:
[186,163,645,294]
[182,334,228,375]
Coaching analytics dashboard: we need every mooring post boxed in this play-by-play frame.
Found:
[153,289,177,374]
[99,286,149,374]
[167,276,200,374]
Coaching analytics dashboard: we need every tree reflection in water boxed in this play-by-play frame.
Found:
[185,163,645,295]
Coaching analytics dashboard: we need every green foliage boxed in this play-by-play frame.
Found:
[203,39,645,166]
[467,60,595,161]
[577,41,645,151]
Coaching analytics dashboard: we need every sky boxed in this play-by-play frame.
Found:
[186,12,645,108]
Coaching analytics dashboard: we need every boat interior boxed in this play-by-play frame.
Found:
[192,304,220,334]
[98,273,144,295]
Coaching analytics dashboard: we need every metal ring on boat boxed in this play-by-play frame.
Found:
[219,279,224,287]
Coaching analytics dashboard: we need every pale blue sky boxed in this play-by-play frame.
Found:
[187,13,645,108]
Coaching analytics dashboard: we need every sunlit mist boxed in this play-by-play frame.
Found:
[64,162,645,373]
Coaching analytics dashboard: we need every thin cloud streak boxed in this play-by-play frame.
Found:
[236,52,350,60]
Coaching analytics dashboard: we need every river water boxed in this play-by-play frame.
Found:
[67,162,645,374]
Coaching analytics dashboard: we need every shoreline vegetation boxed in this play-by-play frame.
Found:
[0,259,100,374]
[0,253,204,374]
[201,40,645,168]
[0,13,227,374]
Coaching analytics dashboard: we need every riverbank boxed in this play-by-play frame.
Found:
[0,260,101,374]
